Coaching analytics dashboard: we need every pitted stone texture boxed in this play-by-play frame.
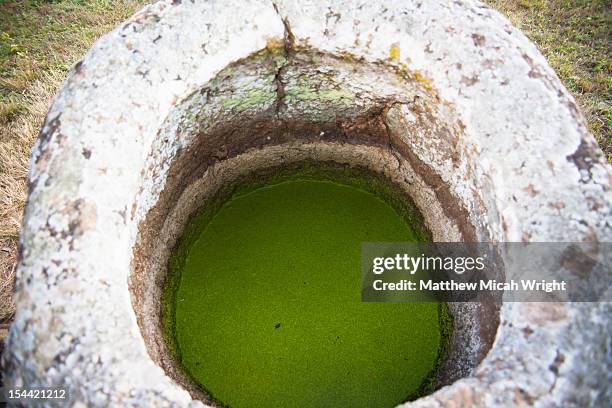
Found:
[3,0,611,407]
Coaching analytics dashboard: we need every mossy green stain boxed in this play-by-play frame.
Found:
[222,88,276,111]
[284,85,354,105]
[168,175,447,408]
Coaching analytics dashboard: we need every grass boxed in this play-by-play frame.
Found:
[0,0,609,324]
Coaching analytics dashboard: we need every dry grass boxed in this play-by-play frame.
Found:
[0,0,610,324]
[0,0,148,323]
[0,72,60,321]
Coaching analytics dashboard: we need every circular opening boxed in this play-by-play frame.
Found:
[162,164,451,407]
[129,46,500,406]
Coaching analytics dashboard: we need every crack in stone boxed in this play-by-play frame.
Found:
[271,2,294,121]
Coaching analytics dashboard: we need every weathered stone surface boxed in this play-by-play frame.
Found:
[3,0,610,407]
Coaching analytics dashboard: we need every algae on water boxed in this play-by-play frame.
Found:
[164,168,449,408]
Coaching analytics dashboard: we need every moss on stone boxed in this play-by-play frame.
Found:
[284,85,355,105]
[221,88,276,111]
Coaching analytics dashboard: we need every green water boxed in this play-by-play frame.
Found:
[169,178,445,408]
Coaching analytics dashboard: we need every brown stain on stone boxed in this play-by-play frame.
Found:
[386,131,477,243]
[523,303,569,326]
[523,184,538,197]
[566,138,605,183]
[471,33,486,47]
[560,243,598,279]
[549,350,565,375]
